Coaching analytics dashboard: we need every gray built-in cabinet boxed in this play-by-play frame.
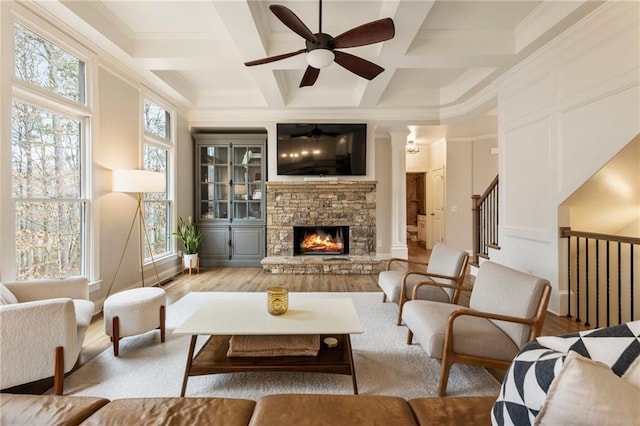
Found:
[193,133,267,266]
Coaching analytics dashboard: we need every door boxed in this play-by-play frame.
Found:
[428,167,445,248]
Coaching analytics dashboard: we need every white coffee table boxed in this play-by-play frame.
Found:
[174,296,364,396]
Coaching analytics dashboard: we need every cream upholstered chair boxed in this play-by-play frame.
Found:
[378,243,469,325]
[0,277,94,395]
[402,261,551,396]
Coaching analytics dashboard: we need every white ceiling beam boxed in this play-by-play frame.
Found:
[213,0,286,107]
[440,68,497,105]
[56,0,134,54]
[132,37,238,60]
[135,51,513,71]
[411,30,514,56]
[357,0,436,106]
[515,0,590,53]
[152,71,197,105]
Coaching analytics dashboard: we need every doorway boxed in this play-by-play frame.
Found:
[406,173,426,244]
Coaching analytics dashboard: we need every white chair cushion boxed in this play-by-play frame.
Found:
[73,299,95,347]
[403,299,519,360]
[425,244,468,300]
[469,262,548,348]
[0,284,19,305]
[378,271,449,304]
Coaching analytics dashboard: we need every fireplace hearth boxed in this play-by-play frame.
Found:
[294,226,349,256]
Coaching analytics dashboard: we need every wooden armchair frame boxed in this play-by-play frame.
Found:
[406,283,551,396]
[384,254,469,326]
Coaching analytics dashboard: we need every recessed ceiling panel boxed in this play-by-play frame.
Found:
[264,1,385,36]
[387,69,467,90]
[99,1,227,35]
[179,69,256,91]
[422,1,542,31]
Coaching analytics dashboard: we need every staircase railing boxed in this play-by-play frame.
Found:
[560,227,639,328]
[471,175,499,265]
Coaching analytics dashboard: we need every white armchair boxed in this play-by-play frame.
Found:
[378,243,469,325]
[0,277,94,395]
[402,262,551,396]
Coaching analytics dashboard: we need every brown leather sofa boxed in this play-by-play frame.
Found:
[0,392,496,425]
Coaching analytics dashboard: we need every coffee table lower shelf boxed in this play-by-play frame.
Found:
[180,334,358,396]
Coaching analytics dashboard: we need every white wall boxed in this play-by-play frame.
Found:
[93,67,190,307]
[497,2,640,314]
[445,140,473,252]
[175,113,194,229]
[96,68,141,302]
[472,136,499,195]
[375,135,392,258]
[406,147,429,172]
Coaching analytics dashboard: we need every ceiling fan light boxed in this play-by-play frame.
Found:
[306,49,335,69]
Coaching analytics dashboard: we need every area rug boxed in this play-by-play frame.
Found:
[61,292,500,400]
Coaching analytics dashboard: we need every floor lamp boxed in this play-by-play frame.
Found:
[106,169,166,298]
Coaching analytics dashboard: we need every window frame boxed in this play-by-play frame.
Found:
[141,94,175,264]
[2,5,97,281]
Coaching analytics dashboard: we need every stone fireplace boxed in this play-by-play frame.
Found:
[261,181,380,274]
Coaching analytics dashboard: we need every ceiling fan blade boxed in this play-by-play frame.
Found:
[299,66,320,87]
[333,18,395,49]
[333,51,384,80]
[244,49,306,66]
[270,5,319,44]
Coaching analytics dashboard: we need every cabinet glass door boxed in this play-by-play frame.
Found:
[200,146,228,219]
[232,146,263,221]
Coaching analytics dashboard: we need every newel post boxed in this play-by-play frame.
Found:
[471,194,481,265]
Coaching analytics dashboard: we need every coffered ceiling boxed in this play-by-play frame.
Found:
[42,0,603,139]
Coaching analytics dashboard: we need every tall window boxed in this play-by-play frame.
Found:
[142,99,172,261]
[11,23,89,279]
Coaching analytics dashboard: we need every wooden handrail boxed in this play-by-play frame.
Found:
[476,175,499,206]
[560,227,640,245]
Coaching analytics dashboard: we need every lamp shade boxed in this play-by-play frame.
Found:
[234,184,247,195]
[112,169,166,193]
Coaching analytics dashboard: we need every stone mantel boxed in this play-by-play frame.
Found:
[265,180,377,264]
[266,180,377,189]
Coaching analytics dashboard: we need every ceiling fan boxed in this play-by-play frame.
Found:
[290,124,340,139]
[244,0,395,87]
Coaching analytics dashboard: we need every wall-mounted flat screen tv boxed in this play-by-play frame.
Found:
[277,123,367,176]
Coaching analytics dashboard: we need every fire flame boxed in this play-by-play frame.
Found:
[301,233,344,252]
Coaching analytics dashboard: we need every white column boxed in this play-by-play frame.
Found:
[389,130,410,259]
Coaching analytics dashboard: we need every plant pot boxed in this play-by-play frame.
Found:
[183,254,199,274]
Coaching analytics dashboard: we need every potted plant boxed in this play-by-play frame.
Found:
[173,216,203,272]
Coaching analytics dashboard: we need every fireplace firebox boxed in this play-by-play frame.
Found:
[293,226,349,256]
